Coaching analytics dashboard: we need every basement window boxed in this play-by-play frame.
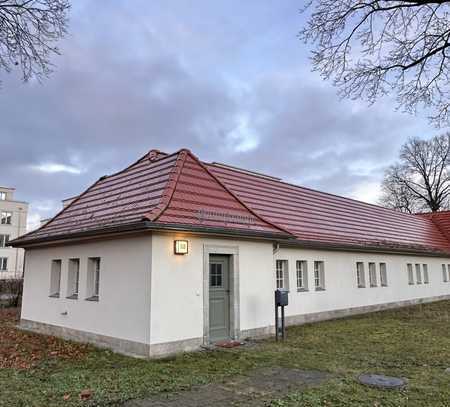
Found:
[275,260,289,290]
[0,257,7,272]
[314,261,325,291]
[86,257,101,301]
[368,262,377,287]
[444,264,449,283]
[415,264,422,284]
[49,260,61,297]
[379,263,388,287]
[66,259,80,299]
[423,264,429,284]
[296,260,308,291]
[407,264,414,285]
[356,262,365,288]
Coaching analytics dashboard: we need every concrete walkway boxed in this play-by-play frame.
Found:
[122,367,331,407]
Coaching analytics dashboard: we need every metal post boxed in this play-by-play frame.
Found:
[275,303,279,341]
[281,305,285,340]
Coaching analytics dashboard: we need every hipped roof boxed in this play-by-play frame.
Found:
[12,148,450,256]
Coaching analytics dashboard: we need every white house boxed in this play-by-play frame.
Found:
[11,149,450,357]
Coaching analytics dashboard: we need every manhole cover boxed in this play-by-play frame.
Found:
[358,374,407,389]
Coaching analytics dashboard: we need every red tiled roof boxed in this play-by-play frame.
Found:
[13,148,450,255]
[16,149,288,243]
[206,163,450,254]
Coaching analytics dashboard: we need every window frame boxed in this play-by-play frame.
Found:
[314,261,325,291]
[275,260,289,290]
[67,258,80,299]
[296,260,308,291]
[415,264,422,284]
[407,263,414,285]
[368,262,377,287]
[0,234,10,248]
[422,264,429,284]
[442,264,448,282]
[356,262,365,288]
[86,257,101,301]
[49,259,62,298]
[379,262,388,287]
[0,257,7,271]
[0,211,12,225]
[0,192,6,200]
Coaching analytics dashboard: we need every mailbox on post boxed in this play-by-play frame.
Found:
[274,288,289,341]
[275,288,289,307]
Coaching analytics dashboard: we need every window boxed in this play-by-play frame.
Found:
[0,234,9,248]
[407,263,414,285]
[378,263,387,287]
[423,264,429,284]
[0,257,7,271]
[442,264,448,282]
[0,211,12,225]
[67,258,80,299]
[296,260,308,291]
[369,262,377,287]
[0,192,5,200]
[314,261,325,290]
[210,263,223,287]
[448,264,450,283]
[415,264,422,284]
[49,260,61,297]
[275,260,289,289]
[356,262,365,288]
[86,257,100,301]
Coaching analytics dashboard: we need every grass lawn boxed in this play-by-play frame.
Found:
[1,301,449,407]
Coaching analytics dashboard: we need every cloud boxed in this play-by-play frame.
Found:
[0,0,438,230]
[31,163,84,175]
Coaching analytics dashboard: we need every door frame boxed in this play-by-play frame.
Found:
[203,245,240,344]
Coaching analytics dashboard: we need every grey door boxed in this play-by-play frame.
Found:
[209,255,230,342]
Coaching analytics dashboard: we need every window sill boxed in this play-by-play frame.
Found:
[85,295,99,302]
[370,285,378,288]
[66,294,78,300]
[315,287,326,292]
[297,288,309,292]
[408,283,414,285]
[357,285,366,288]
[49,293,60,298]
[381,284,388,287]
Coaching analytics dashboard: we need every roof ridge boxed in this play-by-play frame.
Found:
[144,149,189,222]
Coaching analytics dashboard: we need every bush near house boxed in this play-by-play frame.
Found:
[0,278,23,308]
[0,301,449,407]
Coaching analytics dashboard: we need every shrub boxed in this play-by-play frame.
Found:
[0,278,23,308]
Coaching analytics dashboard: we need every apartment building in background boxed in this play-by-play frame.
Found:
[0,187,28,279]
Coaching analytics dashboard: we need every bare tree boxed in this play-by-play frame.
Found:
[0,0,70,84]
[380,134,450,213]
[300,1,450,126]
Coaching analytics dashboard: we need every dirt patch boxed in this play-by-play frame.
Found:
[122,367,331,407]
[0,308,89,369]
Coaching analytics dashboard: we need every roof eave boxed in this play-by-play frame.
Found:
[9,221,294,248]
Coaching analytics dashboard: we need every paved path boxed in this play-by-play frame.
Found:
[122,367,331,407]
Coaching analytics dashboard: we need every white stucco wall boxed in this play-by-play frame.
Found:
[21,231,450,354]
[22,235,152,345]
[275,248,450,320]
[150,233,450,346]
[149,233,274,345]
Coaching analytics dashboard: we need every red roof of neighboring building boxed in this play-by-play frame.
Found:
[12,148,450,255]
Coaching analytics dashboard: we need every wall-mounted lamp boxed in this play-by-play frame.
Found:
[174,240,188,255]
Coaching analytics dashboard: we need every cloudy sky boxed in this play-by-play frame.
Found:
[0,1,440,230]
